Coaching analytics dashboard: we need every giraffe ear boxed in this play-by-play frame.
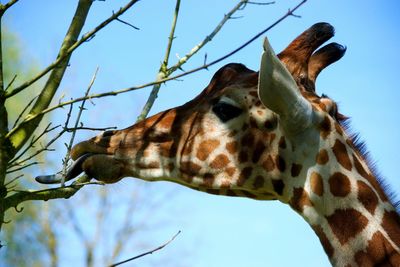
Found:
[258,37,313,132]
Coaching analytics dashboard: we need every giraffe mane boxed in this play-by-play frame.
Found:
[337,109,400,213]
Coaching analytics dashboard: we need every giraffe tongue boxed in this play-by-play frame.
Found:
[35,153,93,184]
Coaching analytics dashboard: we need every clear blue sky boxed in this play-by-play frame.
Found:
[4,0,400,266]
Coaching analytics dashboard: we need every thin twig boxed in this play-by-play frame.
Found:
[6,0,308,138]
[247,1,275,5]
[115,17,140,30]
[5,0,140,98]
[3,175,91,212]
[7,123,60,168]
[136,0,181,121]
[109,231,181,267]
[4,74,17,91]
[6,161,41,174]
[167,0,252,75]
[65,126,116,132]
[4,174,23,187]
[61,67,99,186]
[12,94,39,129]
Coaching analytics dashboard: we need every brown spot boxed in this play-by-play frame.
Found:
[355,231,400,267]
[279,136,287,149]
[180,161,202,176]
[196,139,220,161]
[275,155,286,172]
[239,150,249,163]
[241,133,255,147]
[272,179,285,195]
[253,175,264,190]
[332,139,352,171]
[237,167,253,186]
[318,102,327,111]
[136,161,160,169]
[382,211,400,247]
[327,208,368,245]
[289,188,313,212]
[228,130,237,138]
[225,167,236,177]
[264,118,277,131]
[167,163,175,172]
[329,172,351,197]
[319,116,332,139]
[226,141,238,154]
[202,173,215,187]
[269,133,276,145]
[357,180,378,215]
[249,90,258,97]
[352,153,388,202]
[262,155,275,172]
[159,140,175,157]
[310,172,324,196]
[316,149,329,165]
[312,225,334,258]
[257,110,263,116]
[290,163,302,177]
[210,154,230,169]
[252,141,266,163]
[158,112,176,129]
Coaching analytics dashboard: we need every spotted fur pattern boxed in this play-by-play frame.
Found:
[67,23,400,266]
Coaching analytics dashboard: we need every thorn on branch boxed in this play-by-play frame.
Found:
[229,15,244,20]
[113,11,140,30]
[84,33,96,42]
[288,8,301,18]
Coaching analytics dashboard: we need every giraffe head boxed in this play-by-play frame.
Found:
[37,22,400,266]
[37,23,346,201]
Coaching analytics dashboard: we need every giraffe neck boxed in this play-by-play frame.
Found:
[283,133,400,266]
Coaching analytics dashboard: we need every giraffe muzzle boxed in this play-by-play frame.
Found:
[35,153,93,184]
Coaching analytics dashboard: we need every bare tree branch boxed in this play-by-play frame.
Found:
[3,175,92,212]
[5,0,140,99]
[60,67,98,186]
[0,0,19,15]
[136,0,181,121]
[109,231,181,267]
[6,0,94,158]
[7,0,308,130]
[166,0,256,75]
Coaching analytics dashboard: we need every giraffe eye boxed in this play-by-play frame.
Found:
[212,101,242,122]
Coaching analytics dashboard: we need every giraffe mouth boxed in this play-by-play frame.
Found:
[35,153,93,184]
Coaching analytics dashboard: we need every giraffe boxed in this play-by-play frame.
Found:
[37,22,400,266]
